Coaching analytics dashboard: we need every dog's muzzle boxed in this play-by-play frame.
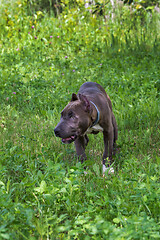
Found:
[54,128,77,144]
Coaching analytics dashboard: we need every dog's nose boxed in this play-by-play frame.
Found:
[54,128,60,137]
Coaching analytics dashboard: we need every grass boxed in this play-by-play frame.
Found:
[0,1,160,239]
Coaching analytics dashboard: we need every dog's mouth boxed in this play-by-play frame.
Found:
[62,135,77,144]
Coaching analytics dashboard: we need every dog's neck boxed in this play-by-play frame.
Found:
[90,101,100,127]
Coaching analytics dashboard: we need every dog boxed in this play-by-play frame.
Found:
[54,82,118,174]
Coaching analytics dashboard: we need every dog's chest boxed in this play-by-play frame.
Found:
[86,124,103,134]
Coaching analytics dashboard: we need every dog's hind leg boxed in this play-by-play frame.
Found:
[102,128,115,175]
[103,127,114,167]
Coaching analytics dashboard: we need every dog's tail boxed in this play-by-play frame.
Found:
[106,94,118,143]
[106,95,113,111]
[112,113,118,143]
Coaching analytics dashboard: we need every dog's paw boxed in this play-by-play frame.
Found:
[103,164,114,176]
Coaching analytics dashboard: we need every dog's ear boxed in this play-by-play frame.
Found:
[79,94,91,113]
[71,93,78,101]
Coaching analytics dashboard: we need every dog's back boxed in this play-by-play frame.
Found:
[78,82,113,111]
[79,82,118,143]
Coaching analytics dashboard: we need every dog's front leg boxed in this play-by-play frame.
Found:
[74,136,86,163]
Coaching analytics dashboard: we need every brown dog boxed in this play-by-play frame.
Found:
[54,82,118,173]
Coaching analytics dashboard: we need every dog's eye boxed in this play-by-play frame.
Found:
[68,111,74,118]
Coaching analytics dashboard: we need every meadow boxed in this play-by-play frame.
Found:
[0,0,160,239]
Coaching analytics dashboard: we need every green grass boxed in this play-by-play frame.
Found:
[0,1,160,239]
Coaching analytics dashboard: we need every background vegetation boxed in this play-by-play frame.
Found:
[0,0,160,239]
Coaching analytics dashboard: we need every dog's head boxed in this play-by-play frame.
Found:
[54,93,92,144]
